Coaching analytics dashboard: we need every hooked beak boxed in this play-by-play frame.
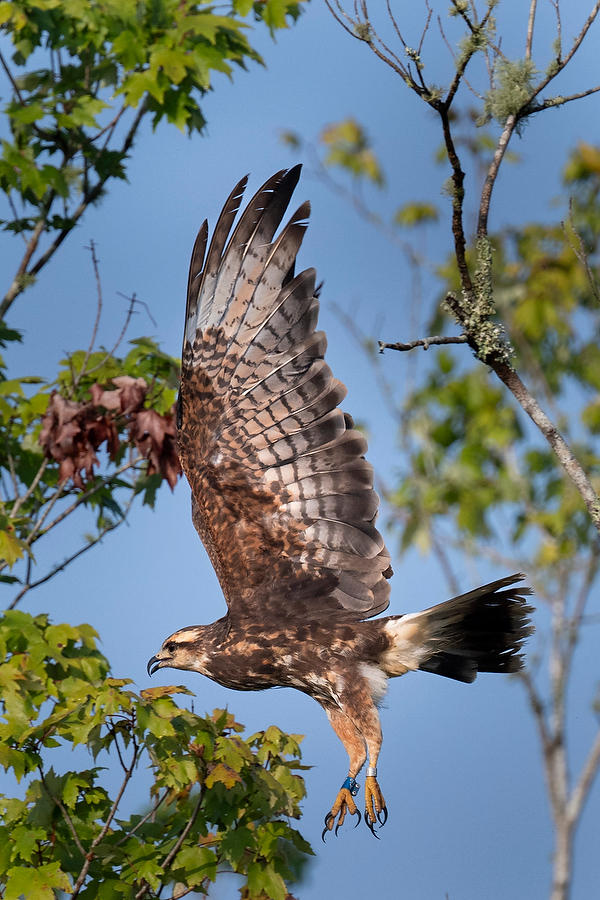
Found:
[147,655,161,677]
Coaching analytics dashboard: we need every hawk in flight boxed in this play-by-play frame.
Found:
[147,167,533,838]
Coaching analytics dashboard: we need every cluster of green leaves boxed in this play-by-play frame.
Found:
[0,610,311,899]
[0,0,304,198]
[0,0,306,317]
[392,142,600,569]
[0,328,180,593]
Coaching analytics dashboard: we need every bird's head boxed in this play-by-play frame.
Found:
[147,626,211,677]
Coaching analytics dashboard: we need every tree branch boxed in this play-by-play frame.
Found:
[491,361,600,533]
[8,497,134,609]
[71,733,139,897]
[527,84,600,115]
[528,1,600,105]
[477,113,518,239]
[378,333,468,353]
[567,728,600,825]
[525,0,538,59]
[0,101,147,320]
[134,789,205,900]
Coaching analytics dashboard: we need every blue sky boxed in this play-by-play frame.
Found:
[2,2,600,898]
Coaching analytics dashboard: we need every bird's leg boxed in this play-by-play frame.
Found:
[321,706,366,840]
[364,765,387,833]
[362,718,387,836]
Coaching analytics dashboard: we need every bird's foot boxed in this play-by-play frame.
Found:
[364,774,387,838]
[321,777,362,841]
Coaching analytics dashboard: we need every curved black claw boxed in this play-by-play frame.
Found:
[365,813,380,839]
[321,812,335,843]
[377,806,388,827]
[336,808,361,835]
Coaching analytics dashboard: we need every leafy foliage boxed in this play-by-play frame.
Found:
[0,2,314,894]
[319,119,384,185]
[0,610,311,899]
[393,143,600,570]
[0,0,307,316]
[0,330,181,598]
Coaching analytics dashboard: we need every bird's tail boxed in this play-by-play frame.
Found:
[380,574,534,684]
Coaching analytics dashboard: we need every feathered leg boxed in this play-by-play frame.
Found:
[321,706,365,840]
[321,688,388,839]
[346,697,387,836]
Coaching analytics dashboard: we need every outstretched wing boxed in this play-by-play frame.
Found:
[177,167,392,622]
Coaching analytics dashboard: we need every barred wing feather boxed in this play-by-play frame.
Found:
[177,167,392,622]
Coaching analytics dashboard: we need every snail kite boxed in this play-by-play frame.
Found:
[147,167,534,838]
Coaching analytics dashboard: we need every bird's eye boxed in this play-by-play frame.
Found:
[165,641,176,654]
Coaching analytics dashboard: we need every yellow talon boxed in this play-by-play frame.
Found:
[322,785,362,840]
[364,776,387,835]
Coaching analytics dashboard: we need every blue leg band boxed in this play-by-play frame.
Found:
[341,776,359,796]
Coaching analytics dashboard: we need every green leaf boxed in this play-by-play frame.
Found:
[0,530,28,568]
[247,860,287,900]
[394,202,439,227]
[5,863,71,900]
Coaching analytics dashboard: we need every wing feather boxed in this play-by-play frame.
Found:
[178,168,392,622]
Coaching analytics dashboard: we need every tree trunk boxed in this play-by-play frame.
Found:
[551,818,573,900]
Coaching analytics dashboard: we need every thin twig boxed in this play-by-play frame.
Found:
[39,767,87,857]
[568,728,600,824]
[526,0,538,59]
[527,1,600,106]
[116,791,169,846]
[0,101,147,319]
[9,459,48,519]
[492,361,600,534]
[9,502,133,609]
[550,0,563,60]
[71,736,140,898]
[564,200,600,303]
[135,790,205,900]
[29,456,142,545]
[528,84,600,115]
[73,239,104,389]
[378,334,468,353]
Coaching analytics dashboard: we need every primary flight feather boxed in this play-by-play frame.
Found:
[148,167,534,837]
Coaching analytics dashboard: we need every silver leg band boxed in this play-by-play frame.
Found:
[366,766,377,777]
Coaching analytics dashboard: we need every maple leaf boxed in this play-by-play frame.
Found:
[129,407,181,489]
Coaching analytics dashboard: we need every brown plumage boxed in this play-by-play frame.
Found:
[147,167,534,837]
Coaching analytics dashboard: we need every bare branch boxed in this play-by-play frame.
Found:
[528,1,600,105]
[30,456,143,544]
[2,209,54,317]
[528,84,600,114]
[437,106,473,293]
[116,790,169,846]
[378,333,468,353]
[9,496,134,609]
[477,114,518,239]
[568,729,600,825]
[9,459,48,519]
[0,101,147,320]
[491,362,600,534]
[525,0,538,59]
[550,0,563,60]
[73,239,104,389]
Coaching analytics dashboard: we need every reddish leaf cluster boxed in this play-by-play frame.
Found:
[40,376,182,490]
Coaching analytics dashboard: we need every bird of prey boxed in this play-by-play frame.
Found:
[147,167,534,839]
